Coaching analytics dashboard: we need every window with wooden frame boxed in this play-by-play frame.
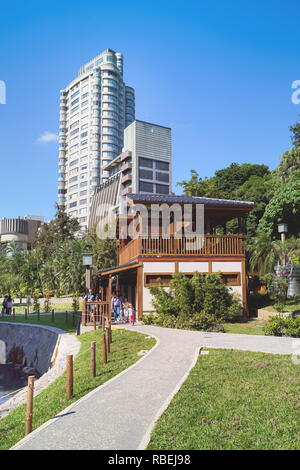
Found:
[221,273,241,286]
[144,274,174,287]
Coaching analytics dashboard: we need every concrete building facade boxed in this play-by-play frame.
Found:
[57,48,135,231]
[0,216,45,251]
[89,120,172,230]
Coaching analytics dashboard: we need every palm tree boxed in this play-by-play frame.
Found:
[249,234,300,275]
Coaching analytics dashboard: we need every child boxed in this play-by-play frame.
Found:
[122,298,129,323]
[128,303,135,326]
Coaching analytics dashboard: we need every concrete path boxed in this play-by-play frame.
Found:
[12,326,297,450]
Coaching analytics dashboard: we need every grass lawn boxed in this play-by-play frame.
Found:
[6,301,83,315]
[0,325,155,450]
[147,349,300,450]
[0,313,77,332]
[224,319,265,335]
[265,302,300,313]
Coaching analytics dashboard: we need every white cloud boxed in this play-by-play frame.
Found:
[37,131,58,143]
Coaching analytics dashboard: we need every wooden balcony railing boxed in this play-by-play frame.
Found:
[118,235,245,265]
[82,301,111,326]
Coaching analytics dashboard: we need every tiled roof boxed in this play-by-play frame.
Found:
[126,194,254,208]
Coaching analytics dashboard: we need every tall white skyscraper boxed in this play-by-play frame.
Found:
[57,49,135,230]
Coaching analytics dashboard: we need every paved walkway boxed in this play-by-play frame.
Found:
[12,325,296,450]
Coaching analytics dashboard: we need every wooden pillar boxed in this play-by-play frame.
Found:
[241,259,249,316]
[85,266,91,290]
[137,266,143,321]
[108,275,112,320]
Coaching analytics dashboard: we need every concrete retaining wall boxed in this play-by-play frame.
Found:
[0,323,80,418]
[0,323,58,376]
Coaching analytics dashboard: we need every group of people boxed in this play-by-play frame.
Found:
[1,295,14,315]
[111,294,135,325]
[83,289,136,325]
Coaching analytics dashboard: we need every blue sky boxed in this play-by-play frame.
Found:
[0,0,300,220]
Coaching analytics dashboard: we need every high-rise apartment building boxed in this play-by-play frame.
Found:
[57,49,135,230]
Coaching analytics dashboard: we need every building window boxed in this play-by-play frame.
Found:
[155,184,169,195]
[156,172,169,182]
[144,274,174,287]
[156,161,169,171]
[139,157,153,168]
[221,273,241,286]
[139,181,154,193]
[139,169,153,180]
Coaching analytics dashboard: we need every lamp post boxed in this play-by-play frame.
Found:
[82,253,93,291]
[277,223,288,243]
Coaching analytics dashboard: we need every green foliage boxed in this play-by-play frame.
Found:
[148,272,240,331]
[257,180,300,237]
[289,115,300,148]
[264,315,300,337]
[260,274,287,303]
[33,290,40,314]
[248,234,300,275]
[72,293,80,312]
[273,302,286,313]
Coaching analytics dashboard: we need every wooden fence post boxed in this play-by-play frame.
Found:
[102,331,107,364]
[25,308,28,320]
[93,311,96,331]
[13,307,15,317]
[52,309,54,322]
[66,355,73,398]
[90,341,96,378]
[25,375,35,436]
[108,320,112,344]
[105,328,110,354]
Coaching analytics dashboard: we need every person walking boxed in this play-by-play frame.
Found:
[6,295,13,315]
[26,294,32,313]
[111,293,122,323]
[2,295,8,315]
[84,289,95,322]
[128,303,135,326]
[122,298,129,323]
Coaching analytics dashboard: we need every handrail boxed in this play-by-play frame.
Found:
[118,235,245,264]
[82,301,110,327]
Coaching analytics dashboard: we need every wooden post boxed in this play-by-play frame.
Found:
[52,309,54,322]
[93,309,96,331]
[108,320,112,344]
[66,355,73,398]
[105,328,110,353]
[90,341,96,378]
[137,265,143,321]
[82,301,86,326]
[102,331,107,364]
[25,375,35,436]
[108,275,112,321]
[25,308,28,320]
[37,309,40,321]
[13,307,15,317]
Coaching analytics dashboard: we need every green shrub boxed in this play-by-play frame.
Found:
[264,315,300,337]
[146,272,240,332]
[273,302,286,313]
[261,274,287,303]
